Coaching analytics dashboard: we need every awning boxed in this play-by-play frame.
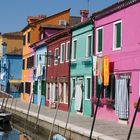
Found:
[9,80,21,83]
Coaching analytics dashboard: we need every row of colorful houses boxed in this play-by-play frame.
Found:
[21,0,140,126]
[0,0,140,127]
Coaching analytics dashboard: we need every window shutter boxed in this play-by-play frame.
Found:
[98,29,102,52]
[33,81,38,95]
[41,81,46,96]
[116,22,121,48]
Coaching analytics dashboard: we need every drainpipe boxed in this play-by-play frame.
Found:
[68,29,72,108]
[91,17,95,117]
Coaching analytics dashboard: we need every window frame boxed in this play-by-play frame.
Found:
[47,51,52,67]
[113,20,122,51]
[85,76,92,100]
[96,27,103,55]
[86,34,92,57]
[71,78,76,99]
[54,48,59,65]
[27,31,30,43]
[72,39,77,61]
[23,35,26,46]
[66,41,70,62]
[60,43,65,63]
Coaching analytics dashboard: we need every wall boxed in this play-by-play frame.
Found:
[94,2,140,126]
[70,23,93,116]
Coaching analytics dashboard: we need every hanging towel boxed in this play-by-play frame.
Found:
[75,83,83,111]
[115,79,129,119]
[0,72,5,80]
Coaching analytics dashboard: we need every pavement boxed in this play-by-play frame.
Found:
[1,98,140,140]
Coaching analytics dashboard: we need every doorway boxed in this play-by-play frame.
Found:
[75,77,84,114]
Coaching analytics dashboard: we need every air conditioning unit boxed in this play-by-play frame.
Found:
[59,20,67,26]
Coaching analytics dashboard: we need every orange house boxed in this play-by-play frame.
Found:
[21,9,72,103]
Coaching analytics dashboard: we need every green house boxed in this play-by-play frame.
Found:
[70,19,93,116]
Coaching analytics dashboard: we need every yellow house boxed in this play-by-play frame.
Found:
[0,32,23,55]
[21,9,72,103]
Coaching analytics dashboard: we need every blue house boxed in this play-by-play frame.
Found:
[0,49,23,97]
[70,10,93,116]
[30,25,65,106]
[0,32,23,97]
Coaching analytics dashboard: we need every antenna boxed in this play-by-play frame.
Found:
[87,0,89,11]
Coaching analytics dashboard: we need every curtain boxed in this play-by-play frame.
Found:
[115,79,129,119]
[75,84,82,111]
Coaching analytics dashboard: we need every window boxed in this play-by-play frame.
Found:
[96,27,103,54]
[86,35,92,57]
[27,32,30,43]
[60,43,65,63]
[66,41,70,62]
[59,20,67,26]
[63,83,68,103]
[25,82,31,94]
[47,51,52,66]
[60,83,64,102]
[23,35,26,45]
[46,83,50,100]
[113,21,122,50]
[72,78,76,98]
[22,59,25,70]
[27,56,34,69]
[85,77,91,100]
[72,40,77,60]
[54,48,59,65]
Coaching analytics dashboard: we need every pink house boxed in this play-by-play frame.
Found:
[93,0,140,126]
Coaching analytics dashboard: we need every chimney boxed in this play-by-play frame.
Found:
[80,10,89,22]
[27,15,47,24]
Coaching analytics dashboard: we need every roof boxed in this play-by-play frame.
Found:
[22,8,71,32]
[30,16,80,49]
[45,28,70,44]
[92,0,139,20]
[6,48,23,56]
[71,18,92,30]
[69,16,81,26]
[39,24,66,30]
[1,32,23,39]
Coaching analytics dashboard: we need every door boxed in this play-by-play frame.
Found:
[75,78,84,113]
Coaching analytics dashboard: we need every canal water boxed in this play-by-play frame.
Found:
[11,113,50,140]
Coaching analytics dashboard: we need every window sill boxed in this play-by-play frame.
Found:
[82,57,92,64]
[112,47,121,51]
[71,60,77,65]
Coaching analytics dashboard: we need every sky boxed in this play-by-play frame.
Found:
[0,0,118,33]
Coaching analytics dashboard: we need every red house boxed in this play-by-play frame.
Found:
[45,28,71,111]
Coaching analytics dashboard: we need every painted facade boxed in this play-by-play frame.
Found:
[0,32,23,97]
[70,18,93,116]
[93,0,140,126]
[45,28,71,111]
[21,9,72,103]
[31,26,64,106]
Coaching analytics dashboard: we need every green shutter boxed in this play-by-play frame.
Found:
[98,29,102,52]
[33,81,38,95]
[41,80,46,95]
[116,22,121,48]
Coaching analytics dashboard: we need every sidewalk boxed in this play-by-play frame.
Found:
[2,98,140,140]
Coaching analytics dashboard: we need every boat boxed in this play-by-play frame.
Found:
[52,134,67,140]
[0,112,12,132]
